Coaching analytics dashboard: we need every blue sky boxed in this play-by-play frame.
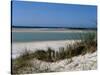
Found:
[12,1,97,28]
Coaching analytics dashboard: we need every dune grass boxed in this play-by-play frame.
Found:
[12,31,97,74]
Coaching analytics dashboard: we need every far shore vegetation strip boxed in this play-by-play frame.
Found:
[12,26,97,30]
[12,31,97,74]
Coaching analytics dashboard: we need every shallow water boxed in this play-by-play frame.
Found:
[12,31,92,42]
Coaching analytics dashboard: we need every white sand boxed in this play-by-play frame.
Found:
[32,52,97,72]
[12,40,80,59]
[12,28,95,33]
[12,40,97,73]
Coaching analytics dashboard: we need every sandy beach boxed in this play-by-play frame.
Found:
[12,39,97,73]
[12,40,80,59]
[12,40,97,73]
[12,28,95,33]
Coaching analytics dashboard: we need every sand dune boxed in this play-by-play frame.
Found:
[15,52,97,73]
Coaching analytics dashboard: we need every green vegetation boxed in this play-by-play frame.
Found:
[12,31,97,74]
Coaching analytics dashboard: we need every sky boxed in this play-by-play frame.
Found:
[12,1,97,28]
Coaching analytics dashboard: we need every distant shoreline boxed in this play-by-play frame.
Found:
[12,26,97,30]
[12,28,96,32]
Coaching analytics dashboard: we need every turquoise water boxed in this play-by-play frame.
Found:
[12,31,90,42]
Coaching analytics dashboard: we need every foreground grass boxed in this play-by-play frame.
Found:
[12,32,97,74]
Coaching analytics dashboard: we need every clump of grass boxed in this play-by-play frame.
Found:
[31,48,55,62]
[80,32,97,53]
[12,50,35,74]
[64,31,97,58]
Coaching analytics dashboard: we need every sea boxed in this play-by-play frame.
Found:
[12,28,95,42]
